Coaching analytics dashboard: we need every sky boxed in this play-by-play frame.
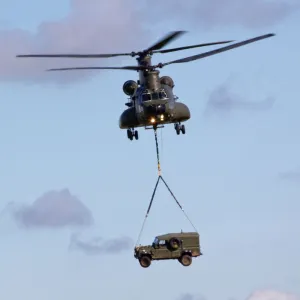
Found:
[0,0,299,299]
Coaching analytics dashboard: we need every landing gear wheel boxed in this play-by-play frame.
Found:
[139,256,151,268]
[175,124,180,135]
[179,254,192,266]
[134,130,138,140]
[180,124,185,134]
[127,129,137,141]
[127,129,132,140]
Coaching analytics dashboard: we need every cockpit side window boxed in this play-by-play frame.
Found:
[159,91,167,99]
[142,93,151,101]
[142,91,168,101]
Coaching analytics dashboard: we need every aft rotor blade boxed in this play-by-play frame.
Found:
[46,66,146,71]
[145,31,186,52]
[159,33,275,67]
[16,53,133,58]
[153,40,234,54]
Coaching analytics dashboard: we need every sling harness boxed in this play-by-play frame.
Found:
[135,127,198,246]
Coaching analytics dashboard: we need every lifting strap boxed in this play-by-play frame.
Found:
[154,128,161,176]
[135,127,198,246]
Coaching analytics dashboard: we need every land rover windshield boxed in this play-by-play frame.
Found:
[153,237,159,246]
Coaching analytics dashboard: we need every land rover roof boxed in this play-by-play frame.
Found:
[156,232,199,240]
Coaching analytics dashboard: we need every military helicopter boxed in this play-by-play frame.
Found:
[16,31,275,141]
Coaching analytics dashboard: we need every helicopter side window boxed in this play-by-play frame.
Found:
[159,91,167,99]
[142,93,151,101]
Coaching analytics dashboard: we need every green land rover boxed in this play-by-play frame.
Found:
[134,231,202,268]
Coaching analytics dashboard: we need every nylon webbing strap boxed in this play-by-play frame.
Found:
[135,127,198,246]
[154,128,161,176]
[160,175,198,233]
[135,176,160,246]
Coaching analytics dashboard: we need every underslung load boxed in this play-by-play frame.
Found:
[134,127,201,268]
[134,231,202,268]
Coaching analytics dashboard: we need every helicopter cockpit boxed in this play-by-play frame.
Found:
[141,90,168,102]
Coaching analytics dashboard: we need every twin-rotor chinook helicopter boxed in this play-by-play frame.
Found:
[16,31,275,141]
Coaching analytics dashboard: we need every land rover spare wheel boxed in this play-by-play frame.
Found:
[180,254,192,266]
[169,237,180,250]
[139,256,151,268]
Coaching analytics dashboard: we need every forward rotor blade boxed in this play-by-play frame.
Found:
[46,66,146,71]
[145,31,186,52]
[159,33,275,67]
[16,53,133,58]
[17,31,187,59]
[153,40,234,54]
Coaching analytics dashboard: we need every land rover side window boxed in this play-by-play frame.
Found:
[159,91,167,99]
[159,240,165,246]
[142,93,151,101]
[151,92,159,100]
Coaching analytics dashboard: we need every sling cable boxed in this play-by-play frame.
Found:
[135,126,198,246]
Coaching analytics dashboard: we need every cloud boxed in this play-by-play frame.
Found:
[0,0,296,84]
[2,188,94,229]
[0,0,145,84]
[179,290,300,300]
[246,289,300,300]
[0,187,132,256]
[278,168,300,182]
[178,293,206,300]
[68,232,133,255]
[204,84,275,115]
[143,0,300,29]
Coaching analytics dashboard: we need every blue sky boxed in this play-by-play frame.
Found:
[0,1,299,300]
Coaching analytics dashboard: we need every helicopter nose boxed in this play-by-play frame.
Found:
[144,104,166,115]
[174,102,191,121]
[118,108,139,129]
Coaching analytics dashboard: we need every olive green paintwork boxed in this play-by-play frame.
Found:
[118,101,190,129]
[134,231,202,267]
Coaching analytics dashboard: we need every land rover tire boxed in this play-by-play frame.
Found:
[139,255,151,268]
[179,254,192,266]
[169,237,180,250]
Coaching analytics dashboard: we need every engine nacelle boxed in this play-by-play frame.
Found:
[123,80,138,96]
[160,76,174,88]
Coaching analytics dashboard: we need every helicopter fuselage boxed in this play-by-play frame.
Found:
[119,84,190,129]
[119,56,190,139]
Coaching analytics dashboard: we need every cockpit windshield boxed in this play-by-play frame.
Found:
[141,90,168,102]
[151,92,159,100]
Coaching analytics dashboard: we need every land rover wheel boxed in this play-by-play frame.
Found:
[169,237,180,250]
[139,256,151,268]
[180,254,192,266]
